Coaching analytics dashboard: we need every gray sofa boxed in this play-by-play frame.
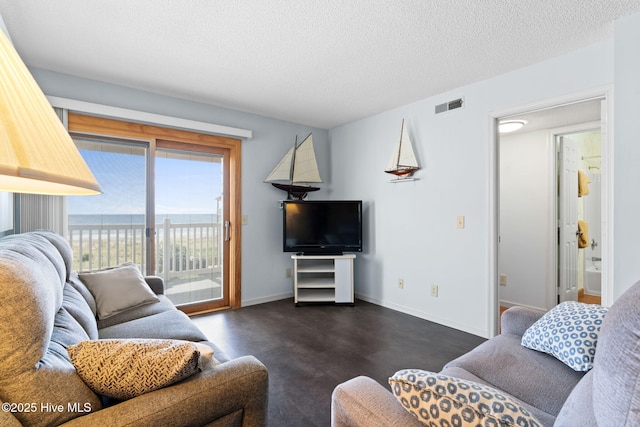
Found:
[0,231,268,427]
[332,280,640,426]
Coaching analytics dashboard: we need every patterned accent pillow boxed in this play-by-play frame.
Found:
[68,339,204,400]
[389,370,542,427]
[521,301,608,371]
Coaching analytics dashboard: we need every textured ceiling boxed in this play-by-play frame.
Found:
[1,1,639,129]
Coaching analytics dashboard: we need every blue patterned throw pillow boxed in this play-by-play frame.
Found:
[389,369,542,427]
[521,301,608,371]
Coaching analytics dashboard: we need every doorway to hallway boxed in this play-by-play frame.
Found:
[492,92,611,335]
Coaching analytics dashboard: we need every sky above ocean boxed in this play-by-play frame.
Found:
[68,146,223,216]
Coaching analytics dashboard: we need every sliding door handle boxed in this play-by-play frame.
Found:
[224,220,231,241]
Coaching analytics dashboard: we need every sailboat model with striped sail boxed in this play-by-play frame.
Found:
[385,119,419,180]
[264,133,322,199]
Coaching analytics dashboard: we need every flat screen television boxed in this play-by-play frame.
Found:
[282,200,363,255]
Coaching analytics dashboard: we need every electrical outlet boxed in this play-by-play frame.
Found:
[286,268,292,278]
[398,278,404,289]
[430,284,438,297]
[499,274,507,286]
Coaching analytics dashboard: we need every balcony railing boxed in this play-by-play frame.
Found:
[68,218,222,305]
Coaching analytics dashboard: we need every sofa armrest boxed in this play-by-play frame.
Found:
[0,405,22,427]
[331,376,423,427]
[144,276,164,295]
[62,356,268,427]
[501,306,546,337]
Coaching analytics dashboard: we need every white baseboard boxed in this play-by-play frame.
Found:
[242,292,293,307]
[356,293,488,338]
[499,299,546,312]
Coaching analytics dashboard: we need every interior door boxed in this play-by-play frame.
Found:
[558,136,579,302]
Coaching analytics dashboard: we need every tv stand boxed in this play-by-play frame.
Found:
[292,254,355,306]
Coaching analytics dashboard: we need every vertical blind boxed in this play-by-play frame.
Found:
[16,107,68,235]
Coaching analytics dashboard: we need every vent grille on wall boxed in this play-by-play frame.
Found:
[435,98,464,114]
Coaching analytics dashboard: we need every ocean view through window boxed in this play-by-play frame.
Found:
[155,147,224,306]
[68,135,225,309]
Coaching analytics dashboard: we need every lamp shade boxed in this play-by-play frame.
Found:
[0,29,101,195]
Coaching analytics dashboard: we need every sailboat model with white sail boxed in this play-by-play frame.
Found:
[385,119,419,180]
[264,133,322,199]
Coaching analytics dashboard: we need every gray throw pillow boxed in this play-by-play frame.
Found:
[78,263,159,319]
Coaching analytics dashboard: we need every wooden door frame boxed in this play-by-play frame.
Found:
[68,113,242,311]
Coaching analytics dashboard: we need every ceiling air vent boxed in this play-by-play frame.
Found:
[435,98,464,114]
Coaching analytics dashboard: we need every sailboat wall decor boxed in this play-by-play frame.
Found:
[264,133,322,199]
[385,119,420,181]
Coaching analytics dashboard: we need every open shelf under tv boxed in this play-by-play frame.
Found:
[292,254,355,306]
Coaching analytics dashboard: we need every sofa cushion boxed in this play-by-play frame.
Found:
[389,369,542,427]
[97,295,177,330]
[443,333,584,418]
[63,281,99,340]
[0,232,102,427]
[68,339,203,400]
[78,263,159,320]
[521,301,608,371]
[37,230,74,281]
[554,370,597,426]
[98,309,209,342]
[440,366,555,427]
[592,281,640,426]
[68,272,98,316]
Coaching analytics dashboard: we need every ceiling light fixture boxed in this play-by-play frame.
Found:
[0,27,101,195]
[498,120,527,134]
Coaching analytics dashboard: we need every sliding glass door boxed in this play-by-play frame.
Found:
[154,142,229,309]
[67,113,239,313]
[68,137,148,272]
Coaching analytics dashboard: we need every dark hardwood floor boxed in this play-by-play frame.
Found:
[191,299,486,427]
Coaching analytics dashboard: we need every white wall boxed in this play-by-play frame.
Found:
[613,13,640,300]
[29,69,329,306]
[499,130,552,311]
[498,129,602,311]
[329,41,613,337]
[24,10,640,338]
